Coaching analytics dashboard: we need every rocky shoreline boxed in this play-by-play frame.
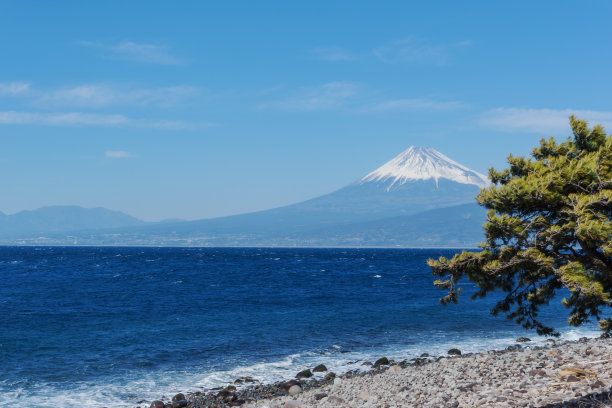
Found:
[141,336,611,408]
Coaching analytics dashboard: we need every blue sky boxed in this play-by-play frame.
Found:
[1,1,611,221]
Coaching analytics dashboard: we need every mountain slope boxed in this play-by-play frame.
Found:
[290,203,486,247]
[275,145,489,221]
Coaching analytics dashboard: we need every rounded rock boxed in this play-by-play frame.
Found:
[280,379,300,391]
[324,372,336,381]
[374,357,390,366]
[150,402,165,408]
[296,369,312,379]
[288,385,302,396]
[358,391,370,401]
[284,400,302,408]
[172,393,185,402]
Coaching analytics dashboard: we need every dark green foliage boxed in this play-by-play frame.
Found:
[429,117,612,336]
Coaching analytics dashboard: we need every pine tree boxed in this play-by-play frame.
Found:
[428,116,612,336]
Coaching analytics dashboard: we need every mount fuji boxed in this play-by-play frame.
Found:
[2,147,491,247]
[287,146,490,223]
[360,146,490,190]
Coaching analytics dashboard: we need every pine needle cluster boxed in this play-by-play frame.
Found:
[429,116,612,336]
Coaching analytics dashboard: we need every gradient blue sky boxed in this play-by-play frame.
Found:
[1,1,611,221]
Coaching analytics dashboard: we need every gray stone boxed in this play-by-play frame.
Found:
[284,400,302,408]
[280,379,300,391]
[172,393,185,402]
[358,391,370,401]
[327,396,345,404]
[288,385,302,396]
[529,369,547,377]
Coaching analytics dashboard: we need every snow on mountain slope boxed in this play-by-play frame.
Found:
[360,146,491,190]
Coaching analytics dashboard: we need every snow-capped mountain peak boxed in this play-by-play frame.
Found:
[360,146,490,190]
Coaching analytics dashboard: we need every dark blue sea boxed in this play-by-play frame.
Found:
[0,247,598,407]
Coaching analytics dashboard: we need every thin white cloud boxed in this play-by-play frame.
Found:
[256,83,466,113]
[257,82,359,111]
[0,82,31,95]
[480,108,612,134]
[79,41,182,65]
[0,111,129,126]
[373,37,470,65]
[105,150,132,158]
[366,98,467,112]
[0,81,196,109]
[111,42,182,65]
[0,111,212,130]
[310,46,356,61]
[146,119,214,131]
[35,84,197,109]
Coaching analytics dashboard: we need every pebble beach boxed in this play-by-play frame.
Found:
[148,336,612,408]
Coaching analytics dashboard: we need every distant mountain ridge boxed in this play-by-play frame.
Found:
[0,147,491,247]
[0,206,144,238]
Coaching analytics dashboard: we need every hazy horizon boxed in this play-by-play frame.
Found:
[2,1,611,221]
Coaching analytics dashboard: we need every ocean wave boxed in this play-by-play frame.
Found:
[0,326,600,408]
